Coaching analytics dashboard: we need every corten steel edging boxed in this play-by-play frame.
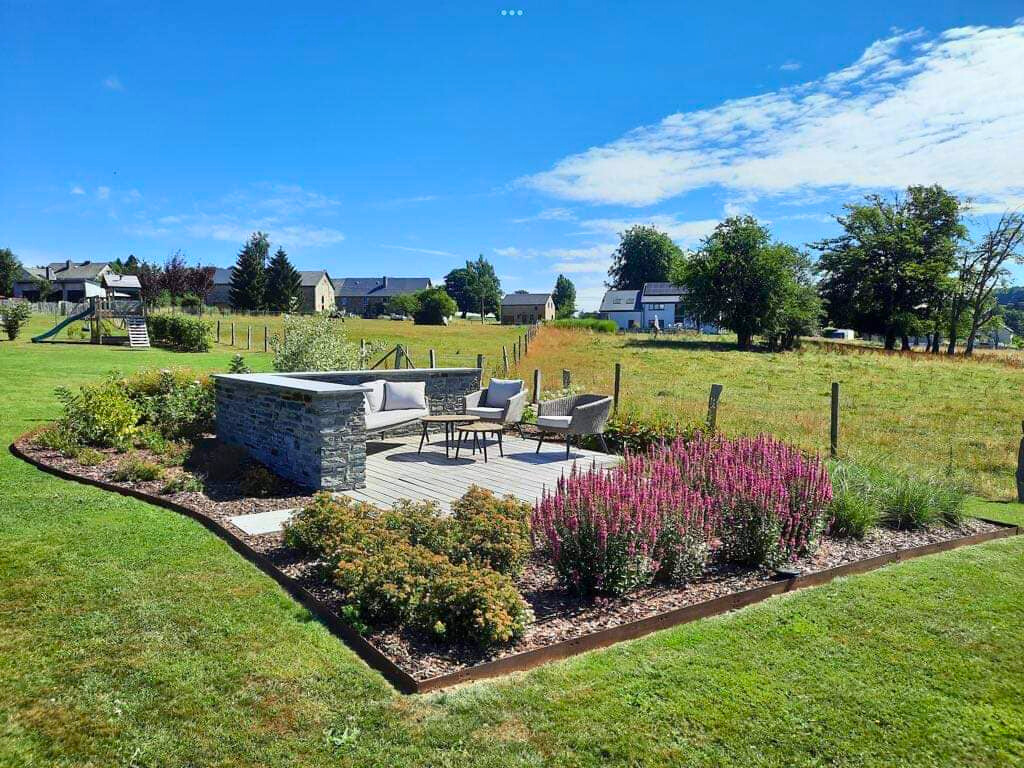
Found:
[11,435,1021,695]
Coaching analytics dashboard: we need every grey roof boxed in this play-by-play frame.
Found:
[641,282,683,297]
[102,273,141,289]
[335,277,431,298]
[599,290,640,313]
[299,270,332,288]
[212,267,233,285]
[501,292,552,306]
[21,261,111,282]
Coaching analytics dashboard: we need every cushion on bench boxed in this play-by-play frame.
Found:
[362,379,387,414]
[467,406,504,420]
[486,378,523,408]
[536,415,572,430]
[383,380,427,411]
[365,408,428,431]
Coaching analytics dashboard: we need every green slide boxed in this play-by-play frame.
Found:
[31,306,94,343]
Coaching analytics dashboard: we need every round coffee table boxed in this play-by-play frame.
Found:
[418,414,479,459]
[455,422,504,463]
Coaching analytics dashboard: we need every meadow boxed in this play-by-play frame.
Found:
[1,317,1023,766]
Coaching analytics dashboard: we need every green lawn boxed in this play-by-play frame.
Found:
[2,331,1024,766]
[520,327,1024,501]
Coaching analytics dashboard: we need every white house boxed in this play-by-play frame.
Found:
[599,282,717,332]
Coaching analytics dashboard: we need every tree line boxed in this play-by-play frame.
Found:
[605,185,1024,353]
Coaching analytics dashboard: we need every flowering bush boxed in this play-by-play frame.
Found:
[271,313,366,372]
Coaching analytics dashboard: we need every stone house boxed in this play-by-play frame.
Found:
[500,292,555,325]
[334,277,432,317]
[299,271,335,313]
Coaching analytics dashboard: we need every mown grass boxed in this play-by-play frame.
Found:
[2,324,1024,766]
[515,327,1024,500]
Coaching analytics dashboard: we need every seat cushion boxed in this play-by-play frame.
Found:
[383,380,427,411]
[365,408,428,431]
[467,406,504,420]
[536,415,572,430]
[486,379,523,408]
[362,379,387,413]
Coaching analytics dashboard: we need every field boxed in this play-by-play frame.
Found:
[2,319,1024,766]
[515,328,1024,501]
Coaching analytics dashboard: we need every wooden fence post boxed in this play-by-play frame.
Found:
[476,353,484,371]
[502,346,509,375]
[1016,420,1024,503]
[247,325,251,350]
[533,369,541,404]
[613,362,622,413]
[830,382,840,459]
[706,384,723,431]
[230,322,235,346]
[360,339,366,366]
[429,349,436,368]
[524,332,529,356]
[562,369,571,388]
[395,345,404,369]
[217,320,221,343]
[264,325,268,353]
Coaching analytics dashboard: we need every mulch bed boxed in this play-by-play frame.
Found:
[13,434,1011,685]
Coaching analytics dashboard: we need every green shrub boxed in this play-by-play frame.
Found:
[0,302,32,340]
[121,369,214,439]
[596,412,710,454]
[228,354,251,374]
[239,464,280,497]
[271,313,365,372]
[112,455,164,482]
[411,287,457,325]
[447,486,532,576]
[75,448,106,466]
[827,462,883,538]
[549,318,618,333]
[418,560,530,645]
[55,380,139,450]
[160,472,204,494]
[882,476,941,530]
[146,314,213,352]
[33,426,82,457]
[134,425,169,453]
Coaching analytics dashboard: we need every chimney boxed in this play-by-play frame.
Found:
[383,276,389,288]
[65,259,73,270]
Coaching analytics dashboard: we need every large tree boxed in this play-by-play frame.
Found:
[464,255,501,323]
[0,247,21,296]
[229,232,269,311]
[161,251,191,297]
[814,185,965,350]
[264,247,303,313]
[607,225,683,290]
[552,274,576,318]
[956,212,1024,354]
[185,265,217,302]
[676,216,819,350]
[443,267,473,318]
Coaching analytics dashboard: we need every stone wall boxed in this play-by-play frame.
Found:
[213,368,481,491]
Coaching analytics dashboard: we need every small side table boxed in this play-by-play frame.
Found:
[418,414,479,459]
[455,422,504,462]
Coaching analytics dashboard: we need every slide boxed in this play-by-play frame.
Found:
[31,305,94,343]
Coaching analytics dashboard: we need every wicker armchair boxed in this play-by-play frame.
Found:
[535,394,613,458]
[463,380,528,436]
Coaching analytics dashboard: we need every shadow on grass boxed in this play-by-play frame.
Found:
[622,337,757,353]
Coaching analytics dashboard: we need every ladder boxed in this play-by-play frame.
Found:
[125,316,151,349]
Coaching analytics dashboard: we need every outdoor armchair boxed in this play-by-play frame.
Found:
[463,378,528,436]
[535,394,613,458]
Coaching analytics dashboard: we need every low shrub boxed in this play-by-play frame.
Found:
[121,369,214,439]
[239,463,280,497]
[33,426,82,457]
[271,313,365,372]
[160,472,205,495]
[596,411,710,455]
[447,486,532,576]
[0,302,32,340]
[134,425,169,453]
[228,354,251,374]
[283,492,532,647]
[112,455,164,482]
[146,314,213,352]
[549,318,618,333]
[75,448,106,466]
[55,379,139,450]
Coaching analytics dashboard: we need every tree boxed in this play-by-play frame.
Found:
[676,216,818,350]
[443,267,473,318]
[957,212,1024,354]
[385,293,421,317]
[412,287,457,325]
[32,276,53,301]
[229,232,269,311]
[464,255,501,323]
[0,303,31,340]
[161,251,191,297]
[552,274,576,318]
[0,248,21,296]
[607,225,683,290]
[186,265,217,303]
[814,185,965,350]
[264,247,303,313]
[136,261,164,306]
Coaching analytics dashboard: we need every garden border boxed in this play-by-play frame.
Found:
[11,434,1021,695]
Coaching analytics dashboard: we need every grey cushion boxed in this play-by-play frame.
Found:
[467,406,504,420]
[365,408,428,431]
[487,379,523,408]
[383,380,426,411]
[536,415,572,429]
[363,379,386,413]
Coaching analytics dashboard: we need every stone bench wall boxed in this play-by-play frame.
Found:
[213,368,481,491]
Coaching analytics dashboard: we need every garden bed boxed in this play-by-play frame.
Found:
[12,431,1019,693]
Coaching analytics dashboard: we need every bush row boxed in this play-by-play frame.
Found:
[146,314,214,352]
[549,318,618,333]
[283,487,533,647]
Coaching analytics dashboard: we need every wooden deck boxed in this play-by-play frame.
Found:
[340,433,621,513]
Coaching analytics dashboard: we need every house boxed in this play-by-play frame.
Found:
[207,268,233,308]
[299,271,335,313]
[500,292,555,325]
[599,282,715,331]
[335,277,432,317]
[978,324,1015,349]
[13,260,112,302]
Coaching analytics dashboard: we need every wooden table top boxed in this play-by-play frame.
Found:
[455,421,504,432]
[420,414,480,423]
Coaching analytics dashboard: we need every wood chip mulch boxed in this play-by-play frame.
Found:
[15,435,1005,682]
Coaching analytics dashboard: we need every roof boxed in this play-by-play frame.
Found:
[599,290,640,313]
[641,282,683,297]
[102,273,141,289]
[212,268,233,285]
[335,277,431,298]
[299,270,332,288]
[16,261,111,282]
[501,292,552,306]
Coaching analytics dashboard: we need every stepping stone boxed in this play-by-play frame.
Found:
[228,508,298,536]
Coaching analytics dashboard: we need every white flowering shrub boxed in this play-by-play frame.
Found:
[271,313,371,372]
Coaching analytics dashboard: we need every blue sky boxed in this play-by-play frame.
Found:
[3,2,1023,310]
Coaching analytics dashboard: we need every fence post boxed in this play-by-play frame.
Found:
[533,369,541,404]
[502,346,509,375]
[247,325,251,350]
[613,362,622,413]
[360,338,366,366]
[230,322,235,346]
[562,369,571,388]
[524,332,529,356]
[264,325,268,353]
[830,382,840,459]
[476,353,484,370]
[429,349,436,368]
[1016,420,1024,503]
[217,320,221,343]
[706,384,723,431]
[395,345,404,369]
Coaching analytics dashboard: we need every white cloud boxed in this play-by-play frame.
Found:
[494,246,522,258]
[520,24,1024,208]
[96,186,111,200]
[222,183,341,216]
[512,207,577,223]
[780,60,802,71]
[102,76,124,91]
[380,244,460,257]
[70,185,85,195]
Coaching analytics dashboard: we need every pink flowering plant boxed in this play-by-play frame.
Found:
[533,433,832,597]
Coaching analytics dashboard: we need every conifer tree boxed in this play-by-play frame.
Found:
[265,246,303,312]
[229,232,269,311]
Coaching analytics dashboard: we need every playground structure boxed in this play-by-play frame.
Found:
[31,297,150,348]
